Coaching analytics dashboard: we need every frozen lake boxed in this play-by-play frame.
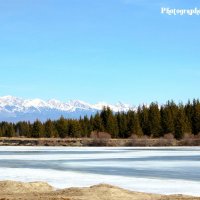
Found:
[0,146,200,196]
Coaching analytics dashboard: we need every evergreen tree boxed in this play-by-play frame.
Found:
[31,120,43,138]
[100,107,118,138]
[68,120,81,138]
[15,121,30,137]
[127,111,143,137]
[55,116,68,138]
[138,105,150,136]
[148,102,161,137]
[81,116,92,137]
[0,122,6,137]
[132,113,143,137]
[160,104,174,134]
[92,112,103,133]
[117,112,128,138]
[5,123,15,137]
[174,109,185,139]
[191,99,200,135]
[44,119,57,138]
[184,100,193,131]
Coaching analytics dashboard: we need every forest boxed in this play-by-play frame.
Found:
[0,99,200,140]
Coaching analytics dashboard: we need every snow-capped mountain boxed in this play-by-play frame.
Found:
[0,96,134,122]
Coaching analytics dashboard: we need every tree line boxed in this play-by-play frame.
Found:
[0,99,200,140]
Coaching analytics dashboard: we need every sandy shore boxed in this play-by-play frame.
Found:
[0,181,199,200]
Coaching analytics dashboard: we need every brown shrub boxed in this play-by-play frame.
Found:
[90,131,111,139]
[127,135,150,146]
[88,131,111,146]
[155,138,174,146]
[129,134,139,140]
[161,133,176,146]
[180,134,196,146]
[88,138,109,146]
[164,133,174,140]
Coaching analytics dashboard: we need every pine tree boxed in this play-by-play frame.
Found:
[127,111,143,137]
[92,112,103,133]
[184,100,193,132]
[31,120,43,138]
[138,105,150,136]
[174,110,185,139]
[44,119,57,138]
[100,107,119,138]
[160,105,174,134]
[148,102,162,137]
[132,113,143,137]
[68,120,81,138]
[79,116,91,137]
[0,122,6,137]
[55,116,68,138]
[191,99,200,135]
[4,123,15,137]
[117,112,128,138]
[15,122,30,137]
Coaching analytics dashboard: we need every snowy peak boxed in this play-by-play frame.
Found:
[0,96,134,122]
[92,101,133,112]
[0,96,23,107]
[0,96,133,112]
[24,99,49,108]
[67,100,92,111]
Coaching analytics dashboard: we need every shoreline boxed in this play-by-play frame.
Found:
[0,180,199,200]
[0,137,200,146]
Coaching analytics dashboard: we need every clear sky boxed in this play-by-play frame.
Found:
[0,0,200,105]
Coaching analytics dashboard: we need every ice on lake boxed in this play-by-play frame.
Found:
[0,146,200,196]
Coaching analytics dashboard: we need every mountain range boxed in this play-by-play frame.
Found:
[0,96,134,122]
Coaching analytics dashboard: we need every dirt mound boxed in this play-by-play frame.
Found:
[0,181,199,200]
[57,183,162,200]
[0,180,54,194]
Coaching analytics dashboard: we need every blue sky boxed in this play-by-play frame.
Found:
[0,0,200,104]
